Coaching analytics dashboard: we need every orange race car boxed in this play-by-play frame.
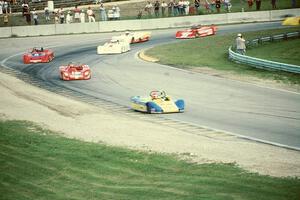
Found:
[23,47,54,64]
[175,25,217,39]
[59,62,91,81]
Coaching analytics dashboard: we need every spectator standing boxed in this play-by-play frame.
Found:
[173,1,179,16]
[0,2,3,15]
[184,0,190,15]
[3,0,8,13]
[271,0,276,9]
[247,0,253,9]
[53,9,59,23]
[115,5,120,20]
[291,0,296,8]
[178,0,184,15]
[210,0,216,12]
[204,0,212,13]
[80,9,85,23]
[99,3,107,21]
[59,7,65,23]
[144,1,153,17]
[44,6,50,22]
[66,11,73,23]
[167,0,174,16]
[137,9,142,19]
[161,1,167,16]
[255,0,261,10]
[215,0,221,13]
[31,8,38,25]
[236,33,246,55]
[24,4,31,24]
[154,0,160,17]
[87,7,95,22]
[194,0,200,14]
[74,5,80,22]
[224,0,231,12]
[22,2,29,16]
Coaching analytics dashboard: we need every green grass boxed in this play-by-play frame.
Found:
[1,0,299,27]
[246,39,300,66]
[146,27,300,85]
[1,120,300,200]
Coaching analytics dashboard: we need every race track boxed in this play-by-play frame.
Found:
[2,22,300,150]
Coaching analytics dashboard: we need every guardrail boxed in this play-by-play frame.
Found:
[228,31,300,74]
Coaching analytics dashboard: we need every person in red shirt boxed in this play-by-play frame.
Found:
[74,5,81,22]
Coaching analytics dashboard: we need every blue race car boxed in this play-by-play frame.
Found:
[130,90,185,114]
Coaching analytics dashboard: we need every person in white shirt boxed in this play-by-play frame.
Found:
[87,7,95,22]
[80,9,85,23]
[161,1,167,16]
[236,33,246,55]
[66,11,73,24]
[144,1,153,17]
[115,5,120,20]
[31,8,38,25]
[0,3,3,15]
[184,0,190,15]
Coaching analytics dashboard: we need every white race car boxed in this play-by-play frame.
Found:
[97,38,130,54]
[114,31,151,44]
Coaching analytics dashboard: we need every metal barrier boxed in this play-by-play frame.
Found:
[228,31,300,74]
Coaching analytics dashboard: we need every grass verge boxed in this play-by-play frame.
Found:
[1,120,300,200]
[146,27,300,86]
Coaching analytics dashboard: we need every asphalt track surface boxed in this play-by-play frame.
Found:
[2,22,300,150]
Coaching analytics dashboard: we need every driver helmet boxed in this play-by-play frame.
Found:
[151,92,159,99]
[125,31,130,35]
[237,33,242,37]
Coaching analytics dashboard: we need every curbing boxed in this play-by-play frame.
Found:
[138,50,159,62]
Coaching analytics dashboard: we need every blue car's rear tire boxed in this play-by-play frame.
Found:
[146,103,152,114]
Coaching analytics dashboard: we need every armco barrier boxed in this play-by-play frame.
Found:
[229,47,300,74]
[1,8,299,38]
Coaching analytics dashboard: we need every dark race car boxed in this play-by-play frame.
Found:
[23,47,54,64]
[175,25,217,39]
[59,62,91,81]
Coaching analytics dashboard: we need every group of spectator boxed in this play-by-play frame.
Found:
[1,0,298,26]
[142,0,296,18]
[143,0,235,17]
[18,3,121,25]
[51,4,120,24]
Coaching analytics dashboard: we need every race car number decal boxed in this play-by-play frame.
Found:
[180,32,192,38]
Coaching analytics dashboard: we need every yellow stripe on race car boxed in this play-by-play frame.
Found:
[131,102,147,112]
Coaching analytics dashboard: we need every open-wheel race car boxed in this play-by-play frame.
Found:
[130,90,185,114]
[97,38,130,54]
[59,62,91,81]
[175,25,217,39]
[23,47,54,64]
[114,31,151,44]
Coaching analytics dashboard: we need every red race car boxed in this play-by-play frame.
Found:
[23,47,54,64]
[59,63,91,81]
[175,25,217,39]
